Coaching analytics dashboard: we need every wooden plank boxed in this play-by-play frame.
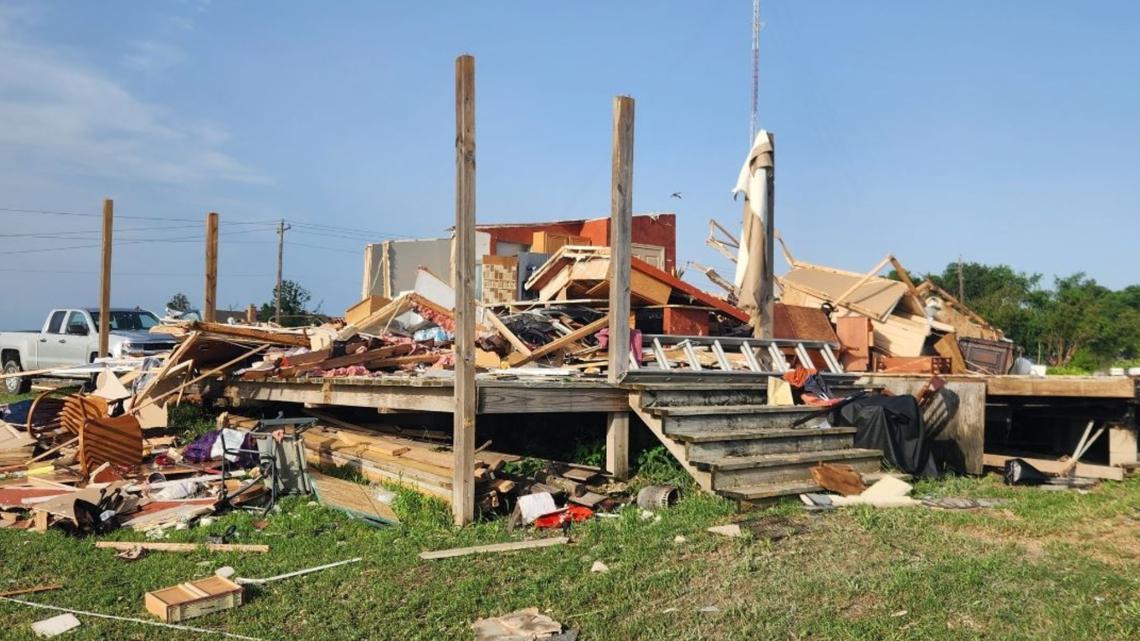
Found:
[186,322,310,347]
[606,411,630,480]
[509,316,609,367]
[982,453,1125,481]
[98,198,113,358]
[478,384,629,414]
[608,95,634,383]
[225,380,456,413]
[984,376,1136,399]
[1108,424,1138,466]
[452,53,477,526]
[95,541,268,553]
[309,469,399,525]
[204,211,218,323]
[419,536,569,560]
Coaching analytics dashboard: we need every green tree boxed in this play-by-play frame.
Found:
[166,292,192,312]
[258,280,315,327]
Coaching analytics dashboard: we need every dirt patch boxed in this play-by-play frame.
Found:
[840,590,882,621]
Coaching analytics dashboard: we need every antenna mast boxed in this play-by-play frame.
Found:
[750,0,760,141]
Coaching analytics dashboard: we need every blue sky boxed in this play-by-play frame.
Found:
[1,1,1137,328]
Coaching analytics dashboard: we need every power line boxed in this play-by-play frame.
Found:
[0,227,276,256]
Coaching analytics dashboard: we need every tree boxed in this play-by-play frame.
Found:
[258,280,315,327]
[166,292,192,312]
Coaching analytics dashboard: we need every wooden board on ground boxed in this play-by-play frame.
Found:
[982,453,1125,481]
[309,469,399,525]
[419,536,569,560]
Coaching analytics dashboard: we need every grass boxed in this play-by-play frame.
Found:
[3,392,1140,639]
[1,474,1139,640]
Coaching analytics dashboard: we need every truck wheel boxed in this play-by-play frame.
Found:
[2,359,31,396]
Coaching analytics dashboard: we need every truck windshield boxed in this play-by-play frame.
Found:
[88,311,161,331]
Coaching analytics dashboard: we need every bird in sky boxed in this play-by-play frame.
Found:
[670,192,683,199]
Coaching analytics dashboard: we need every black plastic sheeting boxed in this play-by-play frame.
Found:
[836,395,940,478]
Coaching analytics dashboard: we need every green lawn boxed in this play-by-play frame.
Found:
[2,473,1140,640]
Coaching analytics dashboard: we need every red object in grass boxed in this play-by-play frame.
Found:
[533,505,593,529]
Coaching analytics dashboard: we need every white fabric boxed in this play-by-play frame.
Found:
[210,428,248,462]
[731,130,773,290]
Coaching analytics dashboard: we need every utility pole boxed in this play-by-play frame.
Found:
[957,255,965,304]
[275,218,290,324]
[204,212,219,323]
[98,198,113,358]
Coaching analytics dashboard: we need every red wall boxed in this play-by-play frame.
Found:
[478,214,677,273]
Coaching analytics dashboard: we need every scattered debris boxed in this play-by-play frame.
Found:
[590,560,609,573]
[0,595,264,640]
[809,463,867,496]
[31,613,81,638]
[635,485,678,511]
[472,607,569,641]
[707,524,743,538]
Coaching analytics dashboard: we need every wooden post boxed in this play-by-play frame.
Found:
[607,96,634,383]
[758,132,775,339]
[204,212,219,323]
[98,198,113,358]
[606,412,630,479]
[452,54,477,526]
[245,304,257,324]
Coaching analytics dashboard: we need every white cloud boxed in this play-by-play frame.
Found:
[0,8,267,185]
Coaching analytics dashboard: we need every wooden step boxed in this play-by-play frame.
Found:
[647,405,820,417]
[719,472,909,502]
[674,427,857,460]
[695,448,883,490]
[671,426,857,443]
[637,385,868,408]
[657,406,822,434]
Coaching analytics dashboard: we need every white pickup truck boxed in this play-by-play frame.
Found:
[1,308,177,394]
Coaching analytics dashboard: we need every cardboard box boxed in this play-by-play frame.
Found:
[145,576,244,623]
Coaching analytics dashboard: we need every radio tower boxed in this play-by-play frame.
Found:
[750,0,760,141]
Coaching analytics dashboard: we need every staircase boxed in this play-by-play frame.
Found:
[629,385,883,502]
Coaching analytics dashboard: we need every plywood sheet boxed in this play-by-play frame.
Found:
[782,266,912,321]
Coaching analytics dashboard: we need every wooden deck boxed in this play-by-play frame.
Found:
[219,375,631,414]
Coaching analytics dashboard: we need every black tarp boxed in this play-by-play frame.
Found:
[836,395,940,478]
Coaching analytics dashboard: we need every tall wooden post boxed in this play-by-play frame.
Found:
[759,132,775,339]
[98,198,113,358]
[204,212,219,323]
[452,54,477,526]
[606,96,634,479]
[607,96,634,382]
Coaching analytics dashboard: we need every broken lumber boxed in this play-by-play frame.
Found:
[95,542,269,554]
[982,453,1124,481]
[508,316,608,367]
[419,536,569,560]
